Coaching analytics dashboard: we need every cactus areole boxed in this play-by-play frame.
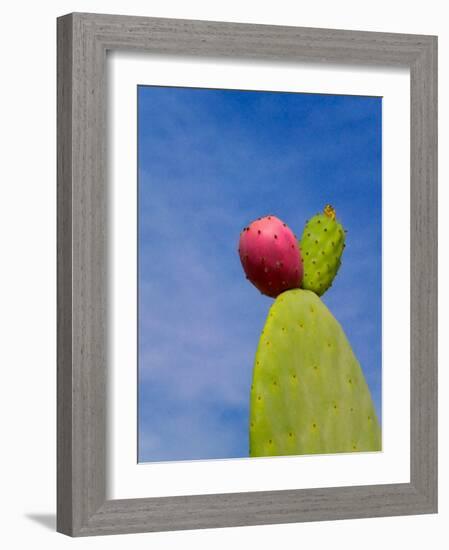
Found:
[238,215,303,298]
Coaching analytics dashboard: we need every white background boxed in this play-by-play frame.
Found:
[0,1,445,549]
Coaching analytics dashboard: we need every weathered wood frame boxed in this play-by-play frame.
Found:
[57,12,438,536]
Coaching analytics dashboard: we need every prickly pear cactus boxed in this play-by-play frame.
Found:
[300,205,345,296]
[249,288,381,457]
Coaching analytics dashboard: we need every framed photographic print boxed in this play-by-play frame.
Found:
[57,13,437,536]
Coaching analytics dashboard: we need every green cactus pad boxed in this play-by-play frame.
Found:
[299,206,345,296]
[249,289,381,457]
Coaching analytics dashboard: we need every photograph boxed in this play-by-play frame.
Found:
[137,85,382,463]
[0,1,440,543]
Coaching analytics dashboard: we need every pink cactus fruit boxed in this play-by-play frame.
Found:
[238,215,303,298]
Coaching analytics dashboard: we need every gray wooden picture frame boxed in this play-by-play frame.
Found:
[57,12,438,537]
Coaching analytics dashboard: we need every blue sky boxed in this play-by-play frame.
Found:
[138,86,382,462]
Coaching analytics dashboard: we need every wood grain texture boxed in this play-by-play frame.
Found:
[409,36,438,510]
[57,12,438,536]
[57,13,74,536]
